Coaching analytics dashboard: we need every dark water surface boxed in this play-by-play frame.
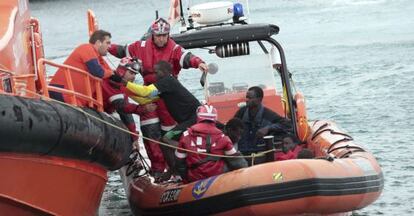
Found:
[30,0,414,215]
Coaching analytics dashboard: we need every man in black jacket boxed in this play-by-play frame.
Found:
[234,86,293,165]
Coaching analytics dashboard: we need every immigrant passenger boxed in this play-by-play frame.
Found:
[274,135,303,161]
[234,86,293,165]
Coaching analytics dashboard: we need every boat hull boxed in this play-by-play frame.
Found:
[0,153,107,216]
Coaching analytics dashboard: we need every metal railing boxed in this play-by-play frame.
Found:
[37,58,104,112]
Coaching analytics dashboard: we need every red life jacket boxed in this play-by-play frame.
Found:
[275,145,303,161]
[177,122,236,182]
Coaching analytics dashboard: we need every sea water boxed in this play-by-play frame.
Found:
[30,0,414,215]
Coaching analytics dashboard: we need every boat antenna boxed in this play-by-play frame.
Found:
[179,0,186,27]
[245,0,251,23]
[155,10,159,19]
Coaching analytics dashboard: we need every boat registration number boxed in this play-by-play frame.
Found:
[159,188,182,204]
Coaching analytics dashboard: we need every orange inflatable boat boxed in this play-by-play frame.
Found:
[121,120,382,215]
[119,2,384,215]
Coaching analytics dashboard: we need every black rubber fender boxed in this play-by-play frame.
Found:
[0,94,132,170]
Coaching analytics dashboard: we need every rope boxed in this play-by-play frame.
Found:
[25,89,278,160]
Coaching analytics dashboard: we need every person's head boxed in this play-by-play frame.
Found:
[282,135,300,152]
[89,30,112,56]
[246,86,263,109]
[225,118,244,143]
[151,18,170,48]
[154,60,172,79]
[196,104,218,123]
[115,57,140,82]
[297,148,314,159]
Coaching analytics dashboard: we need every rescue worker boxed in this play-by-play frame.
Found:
[102,57,157,149]
[174,105,248,183]
[103,57,169,176]
[234,86,293,165]
[50,30,113,106]
[108,17,209,134]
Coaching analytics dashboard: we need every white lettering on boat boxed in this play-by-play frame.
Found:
[159,188,182,204]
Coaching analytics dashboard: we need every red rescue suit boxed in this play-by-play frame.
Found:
[102,78,143,140]
[175,122,237,182]
[108,37,204,131]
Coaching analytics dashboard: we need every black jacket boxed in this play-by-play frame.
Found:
[234,105,292,153]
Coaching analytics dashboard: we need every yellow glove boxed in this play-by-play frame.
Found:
[130,95,159,105]
[126,82,158,98]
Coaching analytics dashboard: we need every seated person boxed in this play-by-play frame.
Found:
[275,135,303,161]
[175,105,247,183]
[234,86,292,165]
[224,117,244,151]
[297,148,315,159]
[102,57,156,148]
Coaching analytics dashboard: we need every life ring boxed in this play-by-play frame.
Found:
[294,92,308,142]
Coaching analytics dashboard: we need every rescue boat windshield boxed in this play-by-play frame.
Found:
[191,41,282,97]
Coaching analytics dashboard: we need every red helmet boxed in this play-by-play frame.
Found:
[115,57,141,76]
[151,18,170,35]
[196,104,218,123]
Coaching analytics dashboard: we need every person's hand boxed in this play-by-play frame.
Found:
[256,127,270,138]
[132,140,139,150]
[144,103,157,113]
[109,73,122,83]
[198,62,209,73]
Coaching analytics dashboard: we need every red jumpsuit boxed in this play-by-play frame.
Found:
[175,122,237,182]
[102,78,167,172]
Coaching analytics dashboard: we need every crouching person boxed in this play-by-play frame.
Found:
[174,105,247,183]
[102,57,157,147]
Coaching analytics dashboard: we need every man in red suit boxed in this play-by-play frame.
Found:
[108,18,208,133]
[102,57,165,174]
[175,105,247,183]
